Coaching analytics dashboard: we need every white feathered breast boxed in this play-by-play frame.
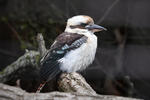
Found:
[59,33,97,72]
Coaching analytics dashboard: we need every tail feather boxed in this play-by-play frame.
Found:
[40,60,61,81]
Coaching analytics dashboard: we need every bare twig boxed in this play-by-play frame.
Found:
[37,33,47,57]
[7,22,22,42]
[97,0,120,24]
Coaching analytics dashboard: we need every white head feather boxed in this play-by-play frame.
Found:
[65,15,94,34]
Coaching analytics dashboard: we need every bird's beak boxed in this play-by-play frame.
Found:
[86,24,107,32]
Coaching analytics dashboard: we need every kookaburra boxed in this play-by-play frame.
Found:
[36,15,106,92]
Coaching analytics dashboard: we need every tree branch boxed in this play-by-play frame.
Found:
[58,72,96,95]
[0,50,40,82]
[0,83,141,100]
[37,33,47,57]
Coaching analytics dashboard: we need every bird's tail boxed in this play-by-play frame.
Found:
[36,81,46,93]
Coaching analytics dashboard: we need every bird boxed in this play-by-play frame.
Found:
[36,15,106,93]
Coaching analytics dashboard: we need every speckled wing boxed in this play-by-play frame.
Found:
[40,32,88,82]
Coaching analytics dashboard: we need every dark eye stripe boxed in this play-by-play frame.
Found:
[80,23,88,27]
[70,25,85,29]
[70,25,77,29]
[70,23,88,29]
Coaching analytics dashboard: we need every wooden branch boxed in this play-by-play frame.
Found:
[0,50,40,82]
[58,72,96,95]
[0,83,141,100]
[37,33,47,57]
[0,33,44,83]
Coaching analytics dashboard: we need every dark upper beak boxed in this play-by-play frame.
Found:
[85,24,107,32]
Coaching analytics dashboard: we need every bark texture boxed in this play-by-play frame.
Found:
[0,83,141,100]
[58,72,96,95]
[0,50,40,82]
[37,33,47,57]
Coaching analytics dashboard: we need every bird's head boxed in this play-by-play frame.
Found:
[65,15,106,34]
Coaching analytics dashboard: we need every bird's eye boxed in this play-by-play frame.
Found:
[80,23,88,27]
[70,23,88,29]
[70,25,76,29]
